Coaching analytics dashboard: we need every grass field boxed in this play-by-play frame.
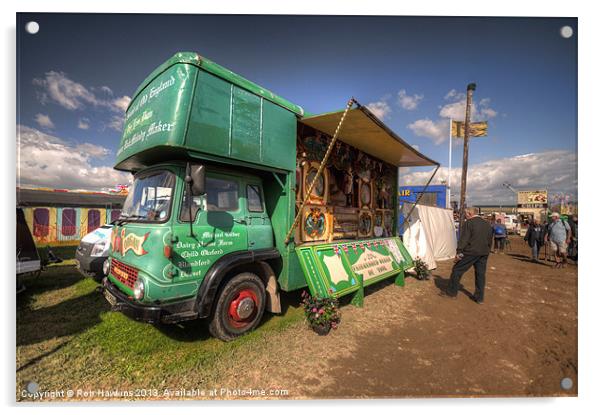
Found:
[36,245,78,261]
[16,265,305,400]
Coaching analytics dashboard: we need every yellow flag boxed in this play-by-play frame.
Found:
[451,121,488,138]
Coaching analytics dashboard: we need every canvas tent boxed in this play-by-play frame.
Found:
[401,203,457,270]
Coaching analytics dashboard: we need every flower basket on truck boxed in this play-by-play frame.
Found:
[102,52,438,341]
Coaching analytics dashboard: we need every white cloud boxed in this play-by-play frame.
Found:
[17,125,130,191]
[78,117,90,130]
[75,142,110,159]
[107,115,125,132]
[397,89,423,110]
[399,150,577,205]
[99,86,113,95]
[444,89,460,100]
[407,118,450,145]
[366,100,391,120]
[34,113,55,130]
[33,71,130,114]
[407,90,499,145]
[439,91,498,121]
[112,95,132,113]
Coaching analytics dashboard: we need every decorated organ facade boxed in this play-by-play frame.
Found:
[295,127,396,244]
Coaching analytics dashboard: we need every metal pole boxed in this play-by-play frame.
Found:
[458,83,476,235]
[447,118,452,209]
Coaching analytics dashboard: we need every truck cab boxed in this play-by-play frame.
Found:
[104,161,284,340]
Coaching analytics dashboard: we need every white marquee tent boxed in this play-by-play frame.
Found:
[402,203,457,270]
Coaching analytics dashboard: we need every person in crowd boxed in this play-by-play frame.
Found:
[568,214,578,262]
[541,220,550,262]
[524,217,545,263]
[492,218,507,254]
[444,207,494,304]
[545,212,572,268]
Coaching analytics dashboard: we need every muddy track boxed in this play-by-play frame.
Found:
[223,235,577,398]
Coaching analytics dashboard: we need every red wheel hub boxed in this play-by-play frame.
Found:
[228,289,258,327]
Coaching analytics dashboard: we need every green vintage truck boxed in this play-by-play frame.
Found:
[102,52,438,340]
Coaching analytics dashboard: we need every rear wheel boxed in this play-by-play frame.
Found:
[208,272,266,341]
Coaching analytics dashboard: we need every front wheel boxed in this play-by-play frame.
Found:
[208,272,266,341]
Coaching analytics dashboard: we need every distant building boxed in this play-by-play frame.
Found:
[473,205,518,216]
[398,185,447,209]
[17,187,126,247]
[398,185,448,231]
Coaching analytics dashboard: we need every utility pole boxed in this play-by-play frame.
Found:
[502,182,518,216]
[447,118,452,209]
[458,83,476,233]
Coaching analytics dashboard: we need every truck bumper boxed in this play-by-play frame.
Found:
[101,278,198,324]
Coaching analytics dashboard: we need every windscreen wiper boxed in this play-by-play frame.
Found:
[116,214,146,225]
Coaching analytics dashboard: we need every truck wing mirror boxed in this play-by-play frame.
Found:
[190,165,206,196]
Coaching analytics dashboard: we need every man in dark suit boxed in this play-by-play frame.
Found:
[444,207,494,304]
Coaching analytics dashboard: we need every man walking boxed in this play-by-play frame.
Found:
[445,207,494,304]
[524,217,545,262]
[545,212,572,268]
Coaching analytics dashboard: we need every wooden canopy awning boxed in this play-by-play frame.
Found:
[299,105,439,167]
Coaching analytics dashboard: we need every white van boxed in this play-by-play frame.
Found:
[504,215,519,234]
[75,224,113,281]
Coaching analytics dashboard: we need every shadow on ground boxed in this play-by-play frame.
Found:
[155,285,307,342]
[17,289,109,346]
[432,274,473,300]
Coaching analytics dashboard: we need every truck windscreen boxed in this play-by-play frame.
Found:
[120,170,175,223]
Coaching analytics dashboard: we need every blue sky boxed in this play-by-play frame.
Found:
[16,13,577,204]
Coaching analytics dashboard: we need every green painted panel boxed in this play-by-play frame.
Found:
[262,102,297,171]
[117,54,300,173]
[116,64,196,168]
[231,87,261,161]
[186,70,231,157]
[295,237,414,298]
[130,52,304,117]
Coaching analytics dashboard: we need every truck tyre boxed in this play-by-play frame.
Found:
[208,272,266,341]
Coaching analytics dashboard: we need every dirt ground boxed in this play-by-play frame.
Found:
[218,235,578,398]
[16,235,577,400]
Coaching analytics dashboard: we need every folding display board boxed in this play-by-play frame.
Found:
[295,236,414,300]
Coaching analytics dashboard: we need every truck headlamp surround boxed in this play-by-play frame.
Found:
[133,279,145,300]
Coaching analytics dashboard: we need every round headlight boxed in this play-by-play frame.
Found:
[102,259,111,276]
[133,279,145,300]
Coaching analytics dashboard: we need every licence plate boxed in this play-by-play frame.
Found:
[104,290,117,307]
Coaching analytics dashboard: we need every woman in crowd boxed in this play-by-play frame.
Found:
[493,218,507,254]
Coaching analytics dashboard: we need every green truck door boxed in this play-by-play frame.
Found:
[245,183,273,250]
[172,172,249,281]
